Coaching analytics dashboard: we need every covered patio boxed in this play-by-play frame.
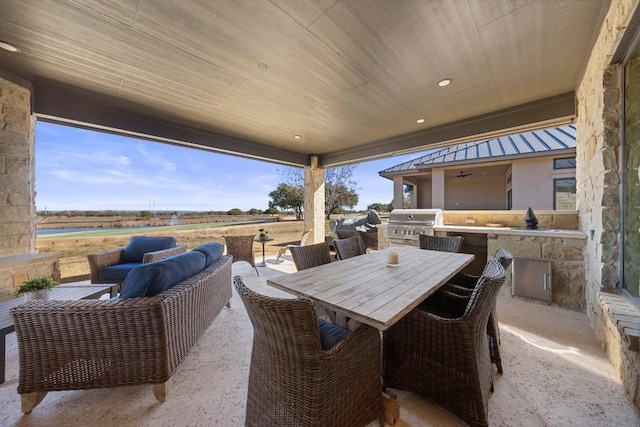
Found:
[1,0,640,423]
[0,258,636,426]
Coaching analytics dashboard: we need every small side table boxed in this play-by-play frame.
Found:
[254,237,274,267]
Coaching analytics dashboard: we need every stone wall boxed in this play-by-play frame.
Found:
[0,254,60,302]
[576,0,640,416]
[487,234,585,310]
[0,76,35,257]
[0,75,60,301]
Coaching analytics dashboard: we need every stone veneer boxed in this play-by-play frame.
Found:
[0,76,34,257]
[0,75,59,302]
[576,0,640,416]
[487,234,585,310]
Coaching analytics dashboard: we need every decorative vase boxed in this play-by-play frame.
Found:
[23,289,51,302]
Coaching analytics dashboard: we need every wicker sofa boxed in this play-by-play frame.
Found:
[11,243,232,414]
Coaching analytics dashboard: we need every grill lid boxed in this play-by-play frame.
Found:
[388,209,443,226]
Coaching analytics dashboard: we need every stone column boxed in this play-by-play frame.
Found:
[0,75,34,257]
[392,175,403,209]
[432,168,445,209]
[304,156,325,245]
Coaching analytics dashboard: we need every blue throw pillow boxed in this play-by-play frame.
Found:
[317,318,351,350]
[120,251,206,298]
[193,242,225,267]
[122,236,177,263]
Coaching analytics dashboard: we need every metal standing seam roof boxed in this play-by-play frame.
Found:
[379,124,576,176]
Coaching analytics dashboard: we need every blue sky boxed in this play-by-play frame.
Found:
[35,122,425,212]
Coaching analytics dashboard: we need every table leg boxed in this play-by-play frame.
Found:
[258,242,267,267]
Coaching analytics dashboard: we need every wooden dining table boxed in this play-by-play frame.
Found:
[267,246,474,331]
[268,246,474,426]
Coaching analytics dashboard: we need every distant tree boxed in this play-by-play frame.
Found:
[139,210,153,218]
[278,164,360,219]
[269,183,304,220]
[227,208,244,216]
[247,208,262,215]
[403,185,413,208]
[264,206,279,215]
[367,202,393,212]
[326,183,358,218]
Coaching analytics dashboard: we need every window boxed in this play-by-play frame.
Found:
[622,40,640,300]
[553,178,576,210]
[553,157,577,169]
[507,189,512,210]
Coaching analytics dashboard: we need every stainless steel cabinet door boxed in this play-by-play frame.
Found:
[512,257,552,302]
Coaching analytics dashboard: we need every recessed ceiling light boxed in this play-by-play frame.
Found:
[438,78,452,87]
[416,118,425,124]
[258,62,268,69]
[293,135,301,139]
[0,41,19,52]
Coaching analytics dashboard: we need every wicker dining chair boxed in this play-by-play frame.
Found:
[442,247,513,373]
[234,276,383,427]
[418,234,464,253]
[383,259,506,427]
[223,235,259,276]
[333,235,367,260]
[289,241,332,271]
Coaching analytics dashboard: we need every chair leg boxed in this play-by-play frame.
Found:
[152,378,172,402]
[276,247,286,264]
[21,392,47,414]
[488,311,503,374]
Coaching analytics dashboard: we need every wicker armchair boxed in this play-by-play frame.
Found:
[275,229,312,264]
[234,276,382,427]
[383,259,506,427]
[289,241,332,271]
[334,235,367,260]
[418,234,464,253]
[224,235,259,276]
[443,247,513,373]
[87,236,186,286]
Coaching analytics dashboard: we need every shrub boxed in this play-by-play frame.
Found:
[16,276,58,296]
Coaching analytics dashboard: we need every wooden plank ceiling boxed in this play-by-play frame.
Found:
[0,0,609,167]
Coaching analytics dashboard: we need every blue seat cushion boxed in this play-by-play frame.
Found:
[193,242,225,267]
[122,236,177,263]
[317,318,351,350]
[98,262,142,282]
[120,251,206,298]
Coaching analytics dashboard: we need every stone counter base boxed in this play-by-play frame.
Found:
[0,254,60,302]
[487,233,585,310]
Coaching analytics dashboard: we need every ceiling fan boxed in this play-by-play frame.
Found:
[456,171,472,178]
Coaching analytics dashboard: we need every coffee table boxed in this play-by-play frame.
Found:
[0,283,117,384]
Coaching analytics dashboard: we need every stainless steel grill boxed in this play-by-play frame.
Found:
[387,209,443,247]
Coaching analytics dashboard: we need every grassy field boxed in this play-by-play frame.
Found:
[37,219,310,279]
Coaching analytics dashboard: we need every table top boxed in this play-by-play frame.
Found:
[254,237,274,242]
[268,247,474,330]
[0,284,116,334]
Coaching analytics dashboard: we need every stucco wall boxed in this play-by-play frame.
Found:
[445,173,506,210]
[408,155,572,210]
[416,177,432,208]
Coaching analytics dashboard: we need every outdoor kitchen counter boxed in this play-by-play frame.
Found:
[435,225,587,240]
